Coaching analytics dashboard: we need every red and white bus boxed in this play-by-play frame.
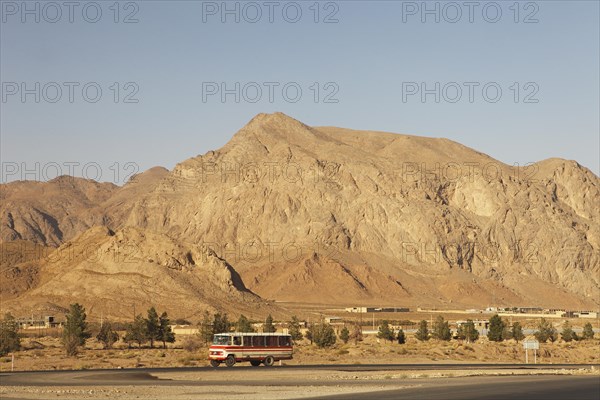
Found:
[208,332,293,367]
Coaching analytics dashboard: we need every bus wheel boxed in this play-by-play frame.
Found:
[225,355,236,367]
[263,356,275,367]
[210,360,220,368]
[250,360,261,367]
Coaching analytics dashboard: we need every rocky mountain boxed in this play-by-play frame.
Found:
[1,226,266,320]
[1,113,598,318]
[0,176,117,246]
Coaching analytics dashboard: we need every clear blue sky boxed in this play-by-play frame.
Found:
[1,0,598,184]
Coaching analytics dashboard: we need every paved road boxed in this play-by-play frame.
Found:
[304,375,600,400]
[1,362,598,385]
[1,365,598,400]
[1,363,598,386]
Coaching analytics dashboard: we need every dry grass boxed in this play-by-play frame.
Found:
[291,335,600,366]
[2,334,599,372]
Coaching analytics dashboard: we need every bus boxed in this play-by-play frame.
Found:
[208,332,293,367]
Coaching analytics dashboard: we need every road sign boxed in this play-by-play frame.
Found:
[523,339,539,349]
[523,339,539,364]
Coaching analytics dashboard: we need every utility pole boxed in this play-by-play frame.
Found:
[359,309,363,331]
[372,313,375,330]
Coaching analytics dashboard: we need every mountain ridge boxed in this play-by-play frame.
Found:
[1,113,598,317]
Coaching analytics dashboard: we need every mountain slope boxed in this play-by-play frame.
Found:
[1,226,272,320]
[0,176,117,246]
[1,112,598,314]
[101,113,598,308]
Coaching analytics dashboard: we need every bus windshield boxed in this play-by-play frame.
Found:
[213,335,230,345]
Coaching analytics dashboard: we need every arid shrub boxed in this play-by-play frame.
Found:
[182,336,204,352]
[63,334,81,356]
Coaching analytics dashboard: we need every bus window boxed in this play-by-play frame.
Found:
[233,336,242,346]
[254,336,265,347]
[279,336,291,346]
[243,336,252,346]
[213,335,230,345]
[267,336,278,347]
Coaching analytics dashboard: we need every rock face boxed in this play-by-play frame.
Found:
[1,226,265,319]
[1,112,599,317]
[0,176,117,246]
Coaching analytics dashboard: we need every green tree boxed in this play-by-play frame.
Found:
[305,322,314,345]
[350,323,363,345]
[511,322,525,343]
[340,326,350,344]
[456,325,464,340]
[213,313,231,334]
[124,314,148,348]
[582,322,595,340]
[457,320,479,343]
[264,314,276,333]
[415,320,429,341]
[377,320,395,342]
[96,322,119,349]
[288,316,303,342]
[487,314,506,342]
[560,321,577,342]
[397,329,406,344]
[0,313,21,356]
[157,312,175,349]
[502,323,512,341]
[146,307,160,348]
[236,314,255,332]
[432,315,452,341]
[199,311,213,344]
[62,303,91,356]
[312,321,336,348]
[534,318,558,343]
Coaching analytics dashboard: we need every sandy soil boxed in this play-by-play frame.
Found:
[0,384,410,400]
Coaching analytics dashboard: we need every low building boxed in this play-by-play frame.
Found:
[325,316,343,324]
[17,316,58,329]
[575,311,598,319]
[345,307,368,313]
[456,320,489,330]
[546,309,566,317]
[377,307,409,313]
[171,325,199,335]
[345,307,409,313]
[517,307,544,314]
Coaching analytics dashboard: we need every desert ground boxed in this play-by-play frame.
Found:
[3,329,599,373]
